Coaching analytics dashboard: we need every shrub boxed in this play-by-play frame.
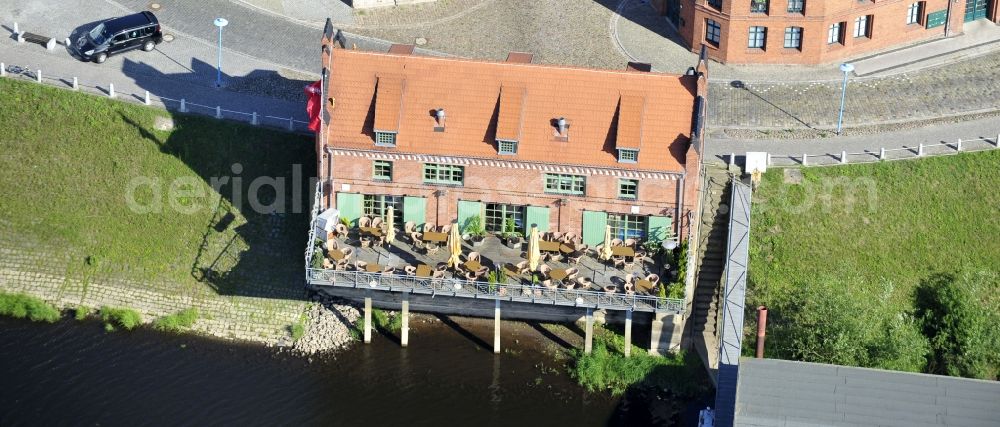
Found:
[74,305,92,321]
[371,308,401,334]
[310,247,325,270]
[153,308,199,333]
[290,322,306,341]
[100,306,143,330]
[916,271,1000,380]
[463,215,485,237]
[0,292,61,323]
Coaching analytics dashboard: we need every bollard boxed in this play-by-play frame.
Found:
[766,153,772,166]
[288,117,294,131]
[0,62,5,78]
[216,106,222,119]
[179,98,187,113]
[728,152,735,168]
[841,151,847,164]
[251,112,258,125]
[879,147,885,161]
[13,22,18,35]
[802,153,807,166]
[956,138,962,151]
[996,133,1000,147]
[64,38,70,47]
[108,83,115,98]
[918,143,924,156]
[144,90,151,105]
[36,69,42,83]
[72,77,78,90]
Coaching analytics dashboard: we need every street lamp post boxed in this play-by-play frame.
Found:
[836,62,854,135]
[213,18,229,87]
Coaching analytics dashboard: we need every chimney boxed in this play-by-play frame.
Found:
[626,62,652,72]
[505,52,534,64]
[434,108,446,131]
[557,117,567,136]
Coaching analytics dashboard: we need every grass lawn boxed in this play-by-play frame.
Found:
[748,152,1000,373]
[0,78,314,299]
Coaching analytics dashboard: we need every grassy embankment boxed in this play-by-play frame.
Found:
[0,78,314,337]
[749,152,1000,379]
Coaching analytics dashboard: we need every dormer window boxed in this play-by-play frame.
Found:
[618,148,638,163]
[497,139,518,155]
[375,131,397,147]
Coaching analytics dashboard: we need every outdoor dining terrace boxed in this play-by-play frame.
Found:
[306,219,685,314]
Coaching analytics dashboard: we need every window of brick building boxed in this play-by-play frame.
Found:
[423,163,464,185]
[373,160,392,181]
[544,173,586,195]
[708,0,723,10]
[374,131,397,147]
[787,0,804,13]
[750,0,768,13]
[617,148,639,163]
[854,15,872,38]
[706,19,722,47]
[748,26,767,49]
[618,179,639,200]
[497,139,518,155]
[485,203,525,233]
[828,22,845,44]
[907,2,923,24]
[363,194,403,224]
[784,27,803,49]
[608,213,646,240]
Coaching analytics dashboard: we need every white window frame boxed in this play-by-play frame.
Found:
[748,26,766,49]
[827,22,842,44]
[706,19,722,46]
[853,15,871,38]
[907,2,921,24]
[374,131,397,147]
[784,27,802,49]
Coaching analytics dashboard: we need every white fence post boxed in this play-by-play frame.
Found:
[216,106,222,119]
[144,90,151,106]
[841,151,847,164]
[179,98,187,112]
[108,83,115,98]
[802,153,807,166]
[918,143,924,156]
[251,112,258,125]
[72,76,78,90]
[956,138,962,151]
[63,37,70,47]
[995,133,999,147]
[12,22,18,35]
[728,152,735,168]
[766,153,772,166]
[0,62,5,78]
[879,147,885,161]
[288,117,294,131]
[36,69,42,83]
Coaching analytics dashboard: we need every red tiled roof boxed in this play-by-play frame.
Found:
[325,49,696,172]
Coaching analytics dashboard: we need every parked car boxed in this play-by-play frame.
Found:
[74,12,162,64]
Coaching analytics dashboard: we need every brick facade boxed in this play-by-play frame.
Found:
[659,0,998,64]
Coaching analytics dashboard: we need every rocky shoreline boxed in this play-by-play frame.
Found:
[290,295,361,355]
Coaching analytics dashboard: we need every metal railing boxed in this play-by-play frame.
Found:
[307,268,685,313]
[304,181,323,272]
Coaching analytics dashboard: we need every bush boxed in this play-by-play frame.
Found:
[153,308,199,333]
[916,271,1000,380]
[100,306,143,330]
[74,305,92,321]
[372,308,401,334]
[0,292,61,323]
[290,322,306,341]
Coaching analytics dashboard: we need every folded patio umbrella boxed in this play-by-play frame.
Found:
[601,225,613,261]
[447,224,462,268]
[528,225,541,272]
[385,207,396,244]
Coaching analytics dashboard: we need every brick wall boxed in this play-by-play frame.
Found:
[679,0,963,65]
[323,153,690,239]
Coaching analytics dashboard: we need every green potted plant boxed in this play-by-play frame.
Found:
[486,268,508,295]
[463,215,486,247]
[501,217,523,249]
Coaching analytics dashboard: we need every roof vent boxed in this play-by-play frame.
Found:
[436,108,446,120]
[626,62,652,72]
[505,52,534,64]
[557,117,567,134]
[433,108,446,132]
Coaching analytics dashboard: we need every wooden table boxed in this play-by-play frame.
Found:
[360,227,383,237]
[365,263,382,273]
[416,264,432,278]
[549,269,568,281]
[538,240,561,252]
[559,243,576,254]
[634,279,653,294]
[464,260,482,272]
[328,248,344,261]
[423,232,448,242]
[501,263,520,278]
[611,246,635,257]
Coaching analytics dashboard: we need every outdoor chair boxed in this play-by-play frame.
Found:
[542,279,556,289]
[562,232,577,243]
[325,238,339,252]
[441,224,452,234]
[467,251,481,263]
[360,237,372,248]
[359,216,372,228]
[383,266,395,274]
[612,256,626,269]
[646,274,660,286]
[404,266,417,276]
[340,247,354,260]
[611,238,623,247]
[515,260,529,274]
[322,258,334,270]
[465,271,478,282]
[431,270,445,280]
[567,252,584,265]
[539,264,552,278]
[623,258,636,270]
[436,262,449,272]
[549,253,564,263]
[575,276,593,289]
[355,260,368,271]
[625,273,635,286]
[371,216,383,229]
[335,260,348,270]
[335,223,349,239]
[624,238,637,248]
[562,281,576,290]
[426,243,440,255]
[624,283,635,295]
[475,266,489,278]
[550,231,564,241]
[404,221,416,235]
[565,267,579,280]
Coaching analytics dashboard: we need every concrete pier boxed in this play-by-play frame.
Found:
[401,295,409,348]
[624,310,633,358]
[493,299,500,354]
[363,297,372,344]
[584,308,594,354]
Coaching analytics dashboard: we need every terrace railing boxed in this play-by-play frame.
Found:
[306,268,685,314]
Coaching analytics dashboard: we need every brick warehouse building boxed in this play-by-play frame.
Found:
[651,0,999,64]
[315,32,708,247]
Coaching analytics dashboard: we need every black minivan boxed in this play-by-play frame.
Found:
[75,12,163,63]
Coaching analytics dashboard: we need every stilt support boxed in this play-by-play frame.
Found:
[624,310,633,358]
[493,299,501,354]
[363,297,372,344]
[401,295,409,348]
[584,308,594,354]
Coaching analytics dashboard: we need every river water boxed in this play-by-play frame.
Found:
[0,317,703,426]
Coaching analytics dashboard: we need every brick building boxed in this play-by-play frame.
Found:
[651,0,999,64]
[315,32,708,247]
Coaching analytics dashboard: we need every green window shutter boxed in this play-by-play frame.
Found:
[335,193,362,226]
[582,211,608,246]
[457,200,483,232]
[524,206,550,234]
[402,196,427,228]
[646,215,672,243]
[926,10,947,28]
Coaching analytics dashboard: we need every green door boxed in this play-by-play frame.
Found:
[965,0,987,21]
[402,196,427,229]
[646,216,673,244]
[335,193,362,226]
[457,200,483,232]
[581,211,608,246]
[524,206,550,234]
